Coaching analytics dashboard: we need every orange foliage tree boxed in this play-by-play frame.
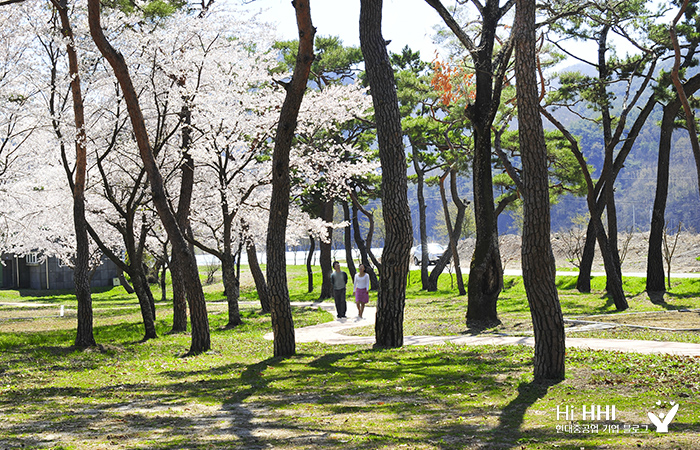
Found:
[431,56,475,108]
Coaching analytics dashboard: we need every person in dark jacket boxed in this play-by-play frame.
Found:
[330,261,348,319]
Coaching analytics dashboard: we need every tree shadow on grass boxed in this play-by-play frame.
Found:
[490,379,561,447]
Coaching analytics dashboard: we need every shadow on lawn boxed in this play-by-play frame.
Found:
[0,349,527,450]
[490,380,559,447]
[1,320,539,449]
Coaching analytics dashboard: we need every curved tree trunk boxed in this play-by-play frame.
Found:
[426,174,468,293]
[266,0,315,357]
[119,271,135,294]
[360,0,413,348]
[131,268,157,340]
[88,0,209,354]
[306,235,315,293]
[593,216,627,310]
[342,201,357,279]
[85,218,157,340]
[445,169,466,295]
[581,191,627,309]
[514,0,565,381]
[247,242,270,313]
[351,197,379,289]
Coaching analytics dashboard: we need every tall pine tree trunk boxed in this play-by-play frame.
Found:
[360,0,413,348]
[648,109,674,293]
[514,0,565,381]
[647,75,700,292]
[465,0,504,327]
[266,0,315,357]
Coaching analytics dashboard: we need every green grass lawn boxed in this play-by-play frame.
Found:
[1,267,699,449]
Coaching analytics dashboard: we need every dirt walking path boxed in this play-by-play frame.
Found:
[263,302,700,356]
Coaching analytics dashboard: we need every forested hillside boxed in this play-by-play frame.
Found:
[406,61,700,244]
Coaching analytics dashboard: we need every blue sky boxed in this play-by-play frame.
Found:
[239,0,444,59]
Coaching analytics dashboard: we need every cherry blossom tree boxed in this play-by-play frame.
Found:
[266,0,315,357]
[87,0,212,355]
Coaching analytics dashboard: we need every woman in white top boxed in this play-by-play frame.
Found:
[353,264,370,318]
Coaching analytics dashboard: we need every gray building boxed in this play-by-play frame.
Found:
[1,253,119,290]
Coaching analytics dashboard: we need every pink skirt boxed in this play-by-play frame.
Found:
[355,288,369,304]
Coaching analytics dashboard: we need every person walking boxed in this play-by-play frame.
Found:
[353,264,370,319]
[330,261,348,319]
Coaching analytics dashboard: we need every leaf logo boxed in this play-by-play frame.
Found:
[648,403,679,433]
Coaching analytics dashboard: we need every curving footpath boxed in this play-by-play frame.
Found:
[263,302,700,356]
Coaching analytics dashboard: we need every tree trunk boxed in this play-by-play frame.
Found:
[119,271,135,294]
[576,221,596,292]
[131,268,157,340]
[594,217,627,310]
[647,103,672,293]
[222,253,242,328]
[425,0,515,328]
[169,251,188,333]
[605,192,622,295]
[466,0,504,328]
[306,235,315,293]
[88,0,209,355]
[266,0,315,357]
[172,102,196,333]
[466,225,502,327]
[319,199,334,300]
[426,172,468,291]
[137,221,157,322]
[647,75,700,292]
[160,257,167,304]
[360,0,413,348]
[54,1,95,348]
[444,169,466,295]
[412,141,430,289]
[85,219,157,339]
[351,197,379,289]
[449,171,467,295]
[514,0,565,381]
[342,201,357,279]
[247,242,270,313]
[430,169,457,293]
